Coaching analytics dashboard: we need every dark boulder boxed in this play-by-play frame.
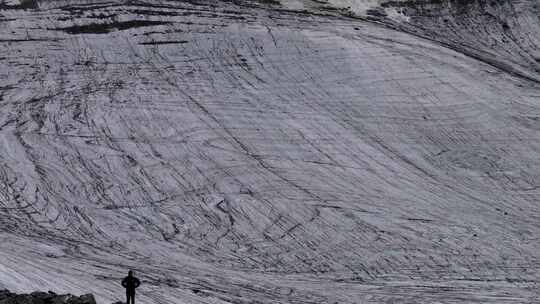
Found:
[0,291,14,301]
[0,291,95,304]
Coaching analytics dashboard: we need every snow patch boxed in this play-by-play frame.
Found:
[384,6,410,22]
[325,0,380,15]
[280,0,305,10]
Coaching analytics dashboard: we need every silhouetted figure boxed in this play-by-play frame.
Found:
[121,270,140,304]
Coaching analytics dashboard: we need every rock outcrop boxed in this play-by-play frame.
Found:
[0,290,96,304]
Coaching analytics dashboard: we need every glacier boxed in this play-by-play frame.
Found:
[1,0,540,303]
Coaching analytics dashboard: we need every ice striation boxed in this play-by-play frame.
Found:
[1,0,540,303]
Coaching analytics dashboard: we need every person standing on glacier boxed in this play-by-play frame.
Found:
[121,270,141,304]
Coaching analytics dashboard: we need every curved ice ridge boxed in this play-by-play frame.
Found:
[295,0,540,82]
[377,0,540,83]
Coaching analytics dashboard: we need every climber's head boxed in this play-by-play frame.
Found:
[128,270,134,277]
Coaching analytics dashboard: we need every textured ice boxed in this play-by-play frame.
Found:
[1,0,540,303]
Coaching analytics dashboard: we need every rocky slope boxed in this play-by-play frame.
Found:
[376,0,540,83]
[0,290,96,304]
[1,0,540,303]
[282,0,540,82]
